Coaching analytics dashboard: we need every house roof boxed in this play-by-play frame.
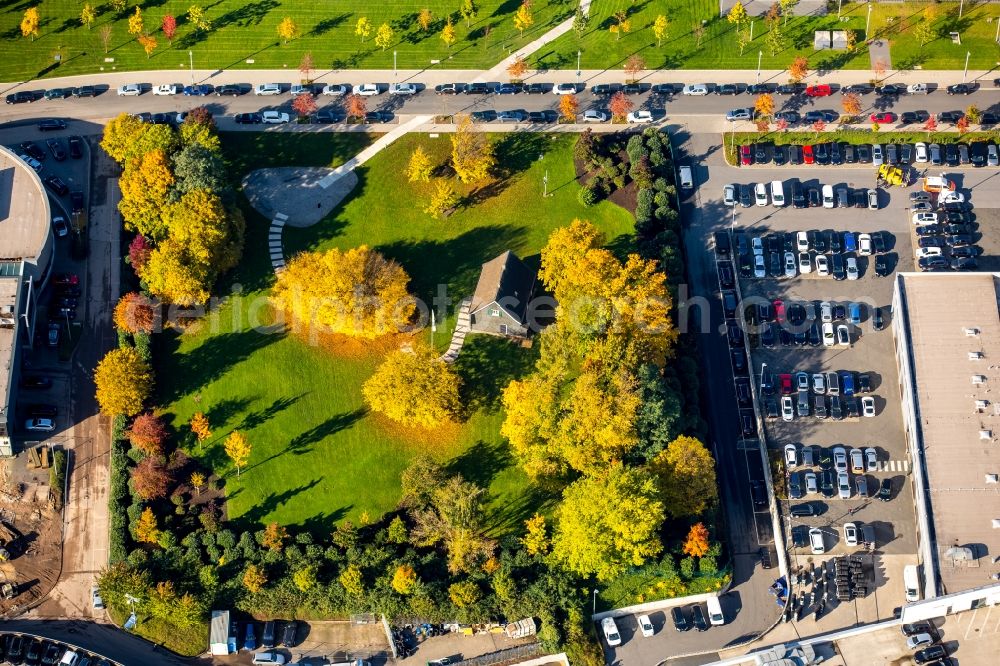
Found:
[469,251,536,323]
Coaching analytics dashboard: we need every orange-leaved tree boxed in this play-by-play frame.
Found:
[608,91,634,122]
[682,522,711,558]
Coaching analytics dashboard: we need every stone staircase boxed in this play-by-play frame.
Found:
[440,300,471,363]
[269,212,288,273]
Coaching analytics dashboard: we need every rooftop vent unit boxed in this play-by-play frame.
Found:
[0,305,12,316]
[970,351,985,360]
[973,375,987,385]
[966,327,981,336]
[982,430,993,440]
[988,474,999,484]
[977,400,990,411]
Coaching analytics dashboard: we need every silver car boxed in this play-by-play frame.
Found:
[833,446,848,472]
[838,471,852,499]
[723,183,736,206]
[784,252,797,278]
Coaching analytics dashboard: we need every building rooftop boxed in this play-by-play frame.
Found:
[898,272,1000,594]
[0,151,49,264]
[469,251,536,323]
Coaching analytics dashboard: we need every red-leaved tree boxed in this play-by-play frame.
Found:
[185,105,214,128]
[128,235,151,273]
[608,91,634,122]
[113,292,157,334]
[128,413,167,455]
[292,93,317,118]
[130,457,173,500]
[345,93,366,120]
[161,14,177,41]
[924,116,938,137]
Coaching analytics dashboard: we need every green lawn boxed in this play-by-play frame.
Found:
[156,131,634,535]
[540,0,1000,73]
[0,0,573,81]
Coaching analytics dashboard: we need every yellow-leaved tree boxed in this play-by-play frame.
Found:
[243,564,266,593]
[392,564,418,594]
[95,347,153,416]
[224,430,252,476]
[277,16,299,43]
[451,115,495,183]
[649,435,718,518]
[118,148,175,240]
[20,7,39,41]
[551,464,664,580]
[140,239,213,305]
[134,507,161,544]
[362,344,461,427]
[271,245,414,338]
[101,113,179,165]
[406,145,434,183]
[164,189,245,272]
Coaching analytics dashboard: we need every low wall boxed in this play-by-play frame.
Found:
[592,591,721,621]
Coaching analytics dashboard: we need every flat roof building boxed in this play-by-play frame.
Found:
[893,272,1000,598]
[0,147,54,452]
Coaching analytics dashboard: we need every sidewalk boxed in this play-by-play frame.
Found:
[2,67,998,95]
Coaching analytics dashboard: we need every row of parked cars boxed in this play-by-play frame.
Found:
[785,444,893,502]
[601,597,728,647]
[0,634,111,666]
[900,622,952,665]
[909,191,981,272]
[725,230,891,282]
[727,106,999,126]
[737,140,1000,167]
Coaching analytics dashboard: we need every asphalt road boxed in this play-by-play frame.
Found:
[1,619,196,665]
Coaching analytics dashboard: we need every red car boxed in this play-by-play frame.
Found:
[773,299,785,323]
[870,112,895,123]
[54,273,79,286]
[779,374,794,395]
[802,144,815,164]
[739,144,752,166]
[805,84,832,97]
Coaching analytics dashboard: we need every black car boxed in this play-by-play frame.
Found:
[914,646,947,664]
[946,234,973,247]
[496,83,521,94]
[754,143,769,164]
[804,110,836,123]
[739,184,753,208]
[716,83,740,95]
[938,110,964,124]
[313,109,341,124]
[791,182,806,208]
[38,119,67,132]
[970,141,988,166]
[691,604,709,631]
[760,323,776,348]
[919,256,949,271]
[918,236,946,248]
[7,634,24,665]
[63,135,81,156]
[215,84,243,96]
[44,176,69,196]
[149,113,172,124]
[853,189,867,209]
[871,231,886,253]
[21,376,52,390]
[527,110,556,123]
[133,112,152,124]
[875,83,905,96]
[829,141,842,164]
[878,477,892,501]
[813,142,829,164]
[776,83,805,95]
[621,82,642,95]
[745,83,774,94]
[591,83,622,95]
[525,83,550,94]
[470,110,497,123]
[234,112,263,124]
[916,224,943,237]
[900,143,913,164]
[790,502,818,517]
[841,83,872,95]
[946,82,976,95]
[46,139,66,161]
[718,262,735,288]
[731,348,746,373]
[365,110,392,123]
[20,142,45,162]
[5,91,35,104]
[772,145,787,165]
[671,606,690,631]
[433,83,463,94]
[651,83,679,94]
[497,109,527,123]
[465,82,494,95]
[950,245,981,258]
[40,643,62,666]
[951,256,977,270]
[874,254,890,277]
[813,231,827,253]
[804,188,818,207]
[856,144,872,162]
[740,412,756,437]
[24,640,42,666]
[282,620,298,646]
[831,253,846,280]
[808,322,821,347]
[750,480,767,506]
[899,111,919,125]
[944,223,973,235]
[775,111,800,123]
[714,231,731,256]
[44,88,71,100]
[858,373,872,393]
[981,112,998,125]
[72,86,96,97]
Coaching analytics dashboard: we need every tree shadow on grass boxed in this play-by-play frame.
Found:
[206,396,256,429]
[297,505,353,536]
[310,12,351,36]
[237,393,306,431]
[486,483,557,536]
[215,0,279,29]
[229,479,322,528]
[453,335,538,413]
[447,439,514,489]
[288,408,366,454]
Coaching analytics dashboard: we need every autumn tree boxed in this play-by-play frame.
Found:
[966,104,982,125]
[293,565,317,591]
[113,292,156,334]
[788,55,808,83]
[811,119,826,136]
[224,431,252,476]
[128,235,152,273]
[754,93,775,118]
[162,14,177,41]
[345,93,366,120]
[559,94,579,123]
[406,145,434,183]
[99,24,113,52]
[423,179,459,219]
[277,16,299,43]
[20,7,39,41]
[190,471,205,496]
[298,52,314,82]
[461,0,477,26]
[140,240,212,305]
[127,412,167,455]
[128,6,143,36]
[187,5,211,32]
[841,91,861,117]
[623,54,645,83]
[243,564,266,593]
[190,412,211,445]
[682,522,710,558]
[109,0,126,14]
[261,523,288,551]
[924,116,938,136]
[552,465,664,580]
[118,149,174,238]
[418,8,433,31]
[609,9,630,40]
[101,112,179,165]
[138,34,157,59]
[81,4,96,29]
[291,93,316,118]
[776,117,789,132]
[608,91,634,122]
[449,581,480,607]
[339,564,364,596]
[514,1,534,36]
[392,565,418,594]
[375,22,393,50]
[134,507,161,544]
[95,347,152,416]
[522,513,549,555]
[573,7,588,36]
[914,9,935,47]
[727,0,747,43]
[693,23,705,47]
[355,16,372,42]
[649,435,718,517]
[652,14,668,46]
[507,54,528,82]
[363,345,461,426]
[441,18,456,48]
[451,114,496,183]
[131,457,172,500]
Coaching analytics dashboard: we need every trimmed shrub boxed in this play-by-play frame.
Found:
[577,185,598,207]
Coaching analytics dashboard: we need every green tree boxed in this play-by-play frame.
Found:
[449,581,480,607]
[293,565,317,591]
[461,0,477,26]
[409,472,495,574]
[572,8,588,37]
[650,435,718,517]
[551,464,665,580]
[80,3,96,29]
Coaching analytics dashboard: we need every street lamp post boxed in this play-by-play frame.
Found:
[838,0,843,18]
[996,16,1000,43]
[393,50,397,78]
[866,4,872,38]
[543,168,549,197]
[592,589,598,616]
[964,51,970,83]
[757,50,762,84]
[188,50,193,84]
[576,50,581,78]
[960,0,965,19]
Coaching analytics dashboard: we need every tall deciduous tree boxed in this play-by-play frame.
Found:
[95,347,153,416]
[362,344,461,426]
[161,14,177,41]
[224,431,252,476]
[609,9,630,39]
[649,435,718,517]
[727,1,747,31]
[375,22,393,50]
[345,93,366,119]
[242,564,266,592]
[514,1,534,36]
[128,7,144,36]
[788,55,808,83]
[841,91,861,117]
[165,189,244,272]
[20,7,39,41]
[355,16,372,42]
[608,91,634,121]
[552,465,664,580]
[418,8,433,32]
[99,24,113,52]
[408,470,496,574]
[298,52,314,81]
[190,412,212,445]
[652,14,668,46]
[573,8,588,37]
[292,93,316,118]
[559,94,579,122]
[80,4,96,29]
[521,513,549,555]
[261,523,288,551]
[623,54,645,83]
[102,112,179,165]
[118,148,174,239]
[271,245,414,338]
[134,507,161,544]
[277,17,299,43]
[114,292,157,334]
[392,565,418,594]
[461,0,477,26]
[441,18,456,48]
[450,115,495,183]
[131,457,172,500]
[754,93,775,118]
[187,5,210,32]
[138,34,157,59]
[507,54,528,82]
[406,145,434,182]
[140,239,212,305]
[682,522,710,557]
[128,412,167,455]
[423,179,458,219]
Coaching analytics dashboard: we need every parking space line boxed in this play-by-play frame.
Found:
[964,608,979,640]
[977,605,993,637]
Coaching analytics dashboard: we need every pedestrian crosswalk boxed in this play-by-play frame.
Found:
[877,459,911,473]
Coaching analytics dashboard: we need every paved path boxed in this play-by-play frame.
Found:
[869,39,892,71]
[318,114,432,189]
[439,300,471,363]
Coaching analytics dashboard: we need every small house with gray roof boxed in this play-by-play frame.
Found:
[468,251,537,340]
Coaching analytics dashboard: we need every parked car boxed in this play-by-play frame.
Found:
[388,82,418,95]
[353,84,380,96]
[601,617,621,646]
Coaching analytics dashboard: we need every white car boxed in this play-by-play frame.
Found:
[845,256,859,280]
[117,83,141,96]
[682,84,709,95]
[798,252,811,274]
[912,212,938,225]
[843,522,859,546]
[254,83,282,96]
[754,254,766,278]
[864,447,878,470]
[389,82,418,95]
[822,322,835,346]
[152,84,177,96]
[602,617,621,646]
[796,231,809,252]
[862,397,876,418]
[784,443,798,467]
[815,254,829,276]
[804,471,818,494]
[752,236,764,255]
[754,183,768,206]
[353,83,381,96]
[849,448,865,472]
[941,191,965,205]
[252,652,286,665]
[812,373,826,394]
[723,184,736,206]
[637,614,654,638]
[838,472,852,499]
[833,446,848,472]
[837,324,850,345]
[858,233,872,256]
[916,247,942,259]
[321,84,349,96]
[914,142,929,163]
[820,301,833,322]
[582,109,608,122]
[626,110,653,123]
[781,396,794,421]
[261,111,290,124]
[822,184,834,208]
[553,83,577,95]
[783,251,796,278]
[25,418,55,432]
[809,527,825,554]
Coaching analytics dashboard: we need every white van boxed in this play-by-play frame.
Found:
[907,83,929,95]
[59,653,79,666]
[770,180,785,207]
[706,595,726,625]
[903,564,921,602]
[809,527,825,554]
[678,165,694,190]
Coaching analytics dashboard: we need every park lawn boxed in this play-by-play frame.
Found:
[867,2,1000,70]
[0,0,572,81]
[156,131,633,535]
